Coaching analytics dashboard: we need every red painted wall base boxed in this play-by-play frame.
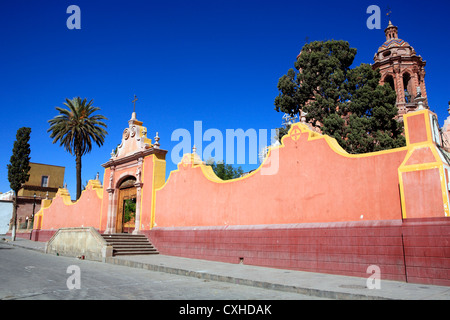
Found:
[30,229,56,242]
[5,231,33,240]
[29,218,450,286]
[144,218,450,286]
[402,218,450,286]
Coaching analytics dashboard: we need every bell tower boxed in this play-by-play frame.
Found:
[373,21,428,119]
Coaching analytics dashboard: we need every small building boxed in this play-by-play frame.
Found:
[0,198,13,234]
[8,162,65,232]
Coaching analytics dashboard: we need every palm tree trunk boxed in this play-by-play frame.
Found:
[76,152,82,200]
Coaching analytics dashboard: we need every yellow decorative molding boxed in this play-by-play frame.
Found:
[398,109,449,218]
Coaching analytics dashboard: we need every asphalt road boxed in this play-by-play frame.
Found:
[0,242,324,301]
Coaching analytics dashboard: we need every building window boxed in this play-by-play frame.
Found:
[41,176,49,187]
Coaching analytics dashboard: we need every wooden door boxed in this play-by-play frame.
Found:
[116,187,137,233]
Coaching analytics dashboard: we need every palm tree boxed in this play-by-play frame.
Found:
[48,97,108,200]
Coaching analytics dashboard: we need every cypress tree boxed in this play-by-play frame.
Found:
[7,127,31,241]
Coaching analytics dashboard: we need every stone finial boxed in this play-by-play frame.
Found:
[154,132,160,149]
[192,145,197,154]
[416,86,422,98]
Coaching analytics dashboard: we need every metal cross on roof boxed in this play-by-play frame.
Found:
[386,6,392,19]
[132,95,138,113]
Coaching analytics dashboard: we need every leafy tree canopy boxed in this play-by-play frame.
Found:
[274,40,405,153]
[206,160,244,180]
[124,199,136,223]
[48,97,108,199]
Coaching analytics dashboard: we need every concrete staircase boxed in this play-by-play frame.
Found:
[101,233,159,256]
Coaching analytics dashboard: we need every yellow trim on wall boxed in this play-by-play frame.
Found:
[139,125,153,147]
[292,123,409,158]
[154,154,166,228]
[398,170,407,219]
[441,165,450,217]
[33,180,104,230]
[439,166,450,217]
[157,121,409,191]
[98,169,108,230]
[398,165,449,219]
[150,155,156,229]
[141,153,167,229]
[403,109,434,146]
[398,109,448,219]
[155,109,448,222]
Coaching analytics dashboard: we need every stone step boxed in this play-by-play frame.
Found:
[113,248,159,255]
[103,238,149,243]
[112,244,157,249]
[101,234,147,239]
[113,246,158,251]
[113,250,159,256]
[113,248,157,251]
[100,233,159,256]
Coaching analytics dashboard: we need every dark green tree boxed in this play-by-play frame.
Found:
[124,199,136,224]
[48,97,108,200]
[274,40,405,153]
[276,125,290,143]
[207,160,244,180]
[7,127,31,241]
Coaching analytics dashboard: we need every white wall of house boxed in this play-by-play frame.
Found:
[0,200,13,234]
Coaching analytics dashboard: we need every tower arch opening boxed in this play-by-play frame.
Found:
[403,72,412,102]
[384,75,395,91]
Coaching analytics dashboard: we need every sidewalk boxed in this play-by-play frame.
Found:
[2,236,450,300]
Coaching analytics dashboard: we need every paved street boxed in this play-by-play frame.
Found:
[0,242,324,300]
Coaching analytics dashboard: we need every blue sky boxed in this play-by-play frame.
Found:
[1,0,449,199]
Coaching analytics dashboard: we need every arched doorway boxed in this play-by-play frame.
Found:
[116,176,137,233]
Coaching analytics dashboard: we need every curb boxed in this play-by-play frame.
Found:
[105,257,392,300]
[0,239,45,253]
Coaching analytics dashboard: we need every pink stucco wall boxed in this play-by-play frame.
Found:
[154,126,408,228]
[35,181,103,231]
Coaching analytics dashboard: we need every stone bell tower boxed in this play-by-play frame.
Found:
[373,21,428,119]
